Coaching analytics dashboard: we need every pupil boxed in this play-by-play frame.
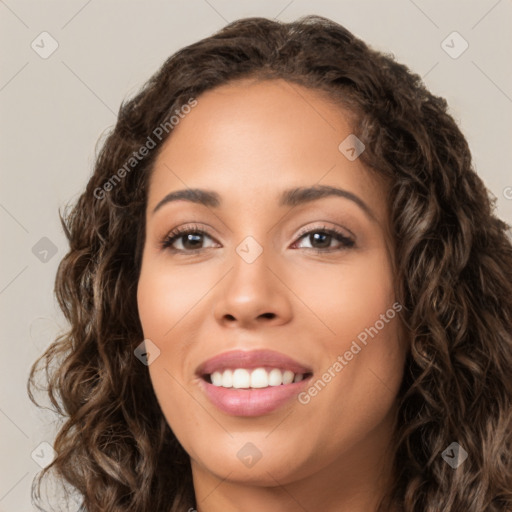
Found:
[311,233,330,248]
[184,233,202,249]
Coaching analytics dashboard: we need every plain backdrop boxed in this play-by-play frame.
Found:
[1,1,511,510]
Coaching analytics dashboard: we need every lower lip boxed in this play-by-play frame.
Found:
[199,378,311,417]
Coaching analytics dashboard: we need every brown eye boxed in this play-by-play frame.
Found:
[161,226,218,252]
[294,227,355,251]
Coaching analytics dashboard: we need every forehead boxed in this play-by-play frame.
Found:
[148,78,388,224]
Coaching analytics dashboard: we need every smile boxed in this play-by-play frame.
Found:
[196,349,313,416]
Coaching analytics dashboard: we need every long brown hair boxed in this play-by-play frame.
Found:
[28,15,512,511]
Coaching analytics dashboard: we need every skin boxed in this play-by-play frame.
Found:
[137,78,408,512]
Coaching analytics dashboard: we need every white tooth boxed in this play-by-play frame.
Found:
[268,368,283,386]
[221,369,233,388]
[211,371,223,386]
[250,368,269,388]
[232,368,250,388]
[213,368,302,388]
[282,370,295,385]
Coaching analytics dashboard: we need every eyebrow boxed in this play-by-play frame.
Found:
[152,184,375,221]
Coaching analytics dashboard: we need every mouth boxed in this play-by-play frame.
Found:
[196,349,314,416]
[203,367,313,388]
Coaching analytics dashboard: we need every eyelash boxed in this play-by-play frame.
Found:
[160,223,355,254]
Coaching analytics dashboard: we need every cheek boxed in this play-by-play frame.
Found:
[136,263,211,455]
[136,263,196,406]
[137,259,215,339]
[296,249,397,346]
[294,249,403,436]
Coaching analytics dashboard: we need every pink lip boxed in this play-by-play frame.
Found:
[199,378,312,416]
[196,349,312,376]
[196,349,313,417]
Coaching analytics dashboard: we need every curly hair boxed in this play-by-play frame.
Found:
[28,14,512,512]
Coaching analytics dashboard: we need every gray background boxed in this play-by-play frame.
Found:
[1,1,511,510]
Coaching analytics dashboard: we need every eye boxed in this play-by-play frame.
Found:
[160,224,219,252]
[160,224,355,254]
[292,225,355,252]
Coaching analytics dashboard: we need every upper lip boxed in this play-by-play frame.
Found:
[196,349,313,376]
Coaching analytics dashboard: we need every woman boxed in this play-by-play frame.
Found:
[28,15,512,512]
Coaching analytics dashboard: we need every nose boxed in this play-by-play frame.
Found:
[212,250,293,329]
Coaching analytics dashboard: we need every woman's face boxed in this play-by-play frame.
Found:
[137,79,407,494]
